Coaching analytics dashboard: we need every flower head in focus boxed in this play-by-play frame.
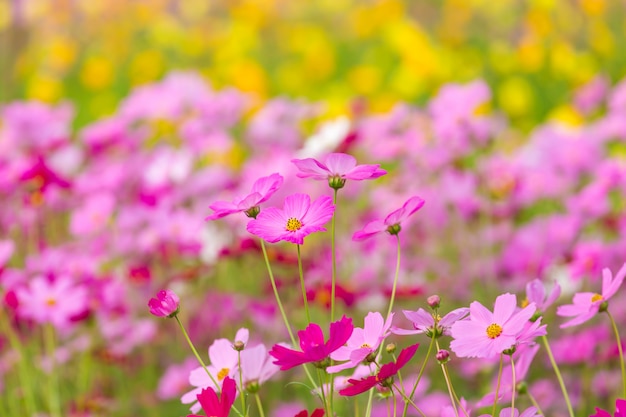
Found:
[148,289,180,318]
[246,193,335,245]
[291,153,386,190]
[353,196,424,240]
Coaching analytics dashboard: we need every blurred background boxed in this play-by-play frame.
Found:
[2,0,626,129]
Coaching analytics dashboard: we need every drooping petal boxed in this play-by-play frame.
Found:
[352,219,387,241]
[339,375,379,396]
[291,158,331,180]
[384,196,425,226]
[343,164,387,180]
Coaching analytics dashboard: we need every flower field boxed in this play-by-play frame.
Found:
[2,1,626,417]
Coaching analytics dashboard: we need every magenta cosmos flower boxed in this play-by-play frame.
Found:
[449,293,536,358]
[291,153,386,189]
[206,173,283,220]
[187,376,237,417]
[148,289,180,318]
[269,316,353,370]
[353,196,425,241]
[557,263,626,328]
[392,307,469,337]
[339,343,419,396]
[591,399,626,417]
[246,193,335,245]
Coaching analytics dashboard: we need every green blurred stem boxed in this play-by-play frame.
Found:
[237,351,247,417]
[491,354,503,417]
[393,383,427,417]
[606,310,626,399]
[436,339,458,417]
[44,324,62,417]
[541,335,574,417]
[331,189,338,323]
[174,315,219,388]
[254,394,265,417]
[297,244,311,324]
[402,332,436,417]
[510,356,516,417]
[526,391,545,416]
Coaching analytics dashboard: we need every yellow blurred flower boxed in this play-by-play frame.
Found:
[130,50,165,85]
[26,74,62,102]
[498,76,534,118]
[80,56,114,91]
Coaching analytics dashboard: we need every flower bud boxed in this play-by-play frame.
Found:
[385,343,396,354]
[245,206,260,219]
[233,341,245,351]
[436,349,450,364]
[148,290,180,318]
[427,295,441,309]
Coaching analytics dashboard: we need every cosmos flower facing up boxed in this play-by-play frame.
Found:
[269,316,353,371]
[449,293,537,358]
[148,289,180,318]
[557,264,626,328]
[187,376,237,417]
[327,312,393,374]
[291,153,386,189]
[591,399,626,417]
[392,307,469,337]
[206,173,284,220]
[353,196,425,241]
[246,193,335,245]
[338,343,419,396]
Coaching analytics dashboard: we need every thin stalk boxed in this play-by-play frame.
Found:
[366,235,402,417]
[297,244,311,324]
[491,354,503,417]
[331,188,338,322]
[259,239,296,344]
[526,391,545,416]
[317,368,331,417]
[392,389,398,417]
[393,383,428,417]
[254,394,266,417]
[174,315,219,388]
[403,333,436,417]
[44,324,62,417]
[510,356,516,417]
[607,310,626,399]
[237,351,246,417]
[259,240,318,390]
[541,335,574,417]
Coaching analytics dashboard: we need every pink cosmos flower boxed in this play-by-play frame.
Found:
[338,343,419,396]
[16,275,88,330]
[449,293,537,358]
[295,409,324,417]
[187,376,237,417]
[269,316,353,370]
[392,307,469,337]
[148,289,180,318]
[327,312,393,374]
[591,399,626,417]
[352,196,425,241]
[239,344,280,391]
[206,173,283,220]
[557,263,626,328]
[246,193,335,245]
[291,153,386,189]
[525,279,560,314]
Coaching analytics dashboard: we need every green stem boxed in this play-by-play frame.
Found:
[297,244,311,324]
[44,324,62,417]
[436,340,458,417]
[541,335,574,417]
[606,310,626,399]
[237,351,246,417]
[393,383,427,417]
[510,356,516,417]
[491,354,503,417]
[259,239,296,344]
[331,188,338,323]
[402,332,436,417]
[254,394,265,417]
[526,391,545,416]
[259,239,318,391]
[174,315,219,389]
[317,368,331,417]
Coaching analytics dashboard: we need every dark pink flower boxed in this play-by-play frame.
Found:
[246,193,335,245]
[339,343,419,396]
[148,290,180,318]
[295,409,325,417]
[187,376,237,417]
[557,263,626,328]
[591,399,626,417]
[353,196,425,241]
[206,173,283,220]
[291,153,386,189]
[269,316,353,370]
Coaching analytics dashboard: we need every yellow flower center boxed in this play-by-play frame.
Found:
[286,217,303,232]
[521,298,529,308]
[217,368,229,381]
[591,293,603,303]
[46,298,57,307]
[486,323,503,339]
[360,343,371,349]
